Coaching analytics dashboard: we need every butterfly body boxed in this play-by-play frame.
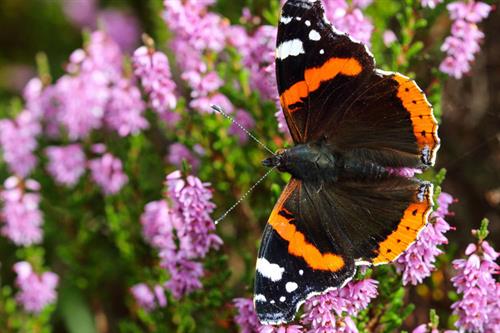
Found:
[254,0,439,325]
[262,143,389,182]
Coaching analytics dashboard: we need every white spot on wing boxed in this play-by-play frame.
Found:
[309,30,321,41]
[305,20,311,26]
[286,282,298,293]
[280,16,292,24]
[270,300,276,304]
[254,294,267,302]
[280,296,286,302]
[299,269,304,275]
[296,17,302,21]
[256,258,285,281]
[276,39,305,60]
[320,49,325,54]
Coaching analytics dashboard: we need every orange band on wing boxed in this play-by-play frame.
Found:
[393,74,440,165]
[372,185,433,265]
[280,57,362,113]
[268,182,345,272]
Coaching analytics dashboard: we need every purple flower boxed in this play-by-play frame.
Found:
[105,78,148,137]
[99,9,141,52]
[234,298,261,333]
[130,283,167,311]
[386,167,422,178]
[440,1,492,79]
[395,192,453,285]
[383,30,397,46]
[62,0,97,28]
[302,279,378,332]
[140,171,222,299]
[228,109,256,143]
[167,143,200,171]
[0,111,41,177]
[140,200,176,255]
[1,177,43,246]
[323,0,374,45]
[420,0,443,8]
[163,254,204,299]
[133,46,178,122]
[451,240,499,332]
[166,170,222,259]
[89,152,128,195]
[45,144,86,186]
[13,261,58,313]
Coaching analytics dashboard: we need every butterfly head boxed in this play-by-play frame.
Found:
[262,149,286,170]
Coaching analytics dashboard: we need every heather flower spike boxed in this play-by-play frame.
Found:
[450,219,499,332]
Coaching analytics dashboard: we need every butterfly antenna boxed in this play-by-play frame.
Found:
[211,105,276,156]
[214,166,276,225]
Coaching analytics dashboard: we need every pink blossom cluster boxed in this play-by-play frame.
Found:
[234,279,378,333]
[323,0,374,45]
[167,143,202,171]
[135,171,222,308]
[13,261,59,313]
[45,144,86,187]
[302,279,379,332]
[62,0,140,52]
[130,283,167,312]
[89,151,128,195]
[396,192,454,285]
[163,0,233,114]
[420,0,443,8]
[0,177,43,246]
[132,46,178,124]
[0,110,41,177]
[451,240,499,332]
[440,1,492,79]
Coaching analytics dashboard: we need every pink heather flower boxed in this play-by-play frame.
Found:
[163,254,204,299]
[229,109,256,144]
[440,1,492,79]
[133,46,178,121]
[451,240,499,332]
[238,25,277,101]
[99,9,141,52]
[324,0,374,45]
[62,0,97,28]
[395,192,453,285]
[167,143,200,171]
[45,144,86,186]
[302,279,378,332]
[0,111,40,177]
[233,298,261,333]
[140,171,221,299]
[89,153,128,195]
[420,0,443,8]
[13,261,58,313]
[23,78,60,137]
[140,200,176,255]
[105,78,148,136]
[166,170,222,259]
[383,30,397,46]
[130,283,167,311]
[1,177,43,246]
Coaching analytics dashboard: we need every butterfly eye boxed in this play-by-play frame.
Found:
[275,148,286,155]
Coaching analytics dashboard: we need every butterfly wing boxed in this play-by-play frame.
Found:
[255,176,433,324]
[276,0,439,167]
[254,179,355,325]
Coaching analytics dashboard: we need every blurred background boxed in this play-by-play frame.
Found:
[0,0,498,332]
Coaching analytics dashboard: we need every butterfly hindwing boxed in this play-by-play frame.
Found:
[255,179,354,324]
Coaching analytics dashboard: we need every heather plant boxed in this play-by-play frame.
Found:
[0,0,497,332]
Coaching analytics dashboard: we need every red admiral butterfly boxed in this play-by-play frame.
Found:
[255,0,440,325]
